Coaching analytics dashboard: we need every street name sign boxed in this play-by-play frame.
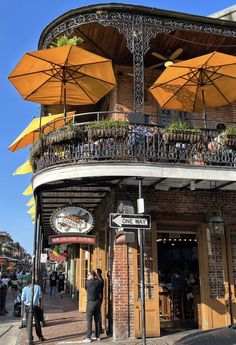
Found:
[109,213,151,229]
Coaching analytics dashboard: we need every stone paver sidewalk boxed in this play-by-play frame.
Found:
[0,289,21,345]
[18,293,198,345]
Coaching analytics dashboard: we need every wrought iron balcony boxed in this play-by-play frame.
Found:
[30,112,236,173]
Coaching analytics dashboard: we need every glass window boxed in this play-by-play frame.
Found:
[161,109,171,126]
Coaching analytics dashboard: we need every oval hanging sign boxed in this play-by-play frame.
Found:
[51,206,94,234]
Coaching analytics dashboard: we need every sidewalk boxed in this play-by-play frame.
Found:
[18,292,198,345]
[0,289,21,345]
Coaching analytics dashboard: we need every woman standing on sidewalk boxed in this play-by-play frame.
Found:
[57,271,65,298]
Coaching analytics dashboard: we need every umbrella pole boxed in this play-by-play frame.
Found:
[63,82,67,119]
[201,86,208,128]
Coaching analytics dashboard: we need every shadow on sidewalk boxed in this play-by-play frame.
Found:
[20,294,89,345]
[45,317,82,326]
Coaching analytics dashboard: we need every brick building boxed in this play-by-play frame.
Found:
[14,2,236,341]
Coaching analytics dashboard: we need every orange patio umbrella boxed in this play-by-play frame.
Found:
[8,45,116,117]
[149,51,236,127]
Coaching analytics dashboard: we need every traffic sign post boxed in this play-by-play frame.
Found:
[109,213,151,229]
[138,178,147,345]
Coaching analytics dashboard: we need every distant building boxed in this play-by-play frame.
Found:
[0,231,29,270]
[209,4,236,21]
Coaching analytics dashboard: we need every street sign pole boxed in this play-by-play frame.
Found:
[138,178,146,345]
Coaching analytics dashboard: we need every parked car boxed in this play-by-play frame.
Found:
[174,325,236,345]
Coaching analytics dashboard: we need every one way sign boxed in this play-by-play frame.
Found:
[109,213,151,230]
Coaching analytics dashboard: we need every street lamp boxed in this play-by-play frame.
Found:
[207,209,224,236]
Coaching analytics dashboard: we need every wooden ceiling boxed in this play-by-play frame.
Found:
[70,23,236,70]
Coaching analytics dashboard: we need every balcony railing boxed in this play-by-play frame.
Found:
[30,112,236,172]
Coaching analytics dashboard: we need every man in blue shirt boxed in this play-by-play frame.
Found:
[21,276,45,342]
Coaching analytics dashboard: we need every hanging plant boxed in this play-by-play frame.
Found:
[87,120,129,141]
[49,35,84,48]
[220,125,236,147]
[162,121,202,144]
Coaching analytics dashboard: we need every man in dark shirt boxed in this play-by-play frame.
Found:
[83,270,101,343]
[96,268,104,334]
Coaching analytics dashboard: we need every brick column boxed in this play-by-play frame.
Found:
[112,243,129,340]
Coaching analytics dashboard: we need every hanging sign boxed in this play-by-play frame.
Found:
[51,206,94,234]
[40,253,48,263]
[49,234,96,245]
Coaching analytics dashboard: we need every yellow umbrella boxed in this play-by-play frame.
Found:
[27,205,35,215]
[149,51,236,127]
[27,196,35,207]
[8,112,74,152]
[8,45,116,117]
[23,184,33,196]
[13,160,32,175]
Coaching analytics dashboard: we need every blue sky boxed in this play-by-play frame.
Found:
[0,0,235,254]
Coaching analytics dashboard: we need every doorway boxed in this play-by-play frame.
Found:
[157,230,199,336]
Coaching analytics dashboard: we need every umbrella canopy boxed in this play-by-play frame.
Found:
[27,196,35,207]
[8,45,116,116]
[149,51,236,127]
[23,184,33,196]
[13,160,32,175]
[8,112,74,151]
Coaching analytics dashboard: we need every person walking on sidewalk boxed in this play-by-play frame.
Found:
[96,268,104,334]
[21,275,46,342]
[49,271,57,298]
[83,270,101,343]
[58,271,65,298]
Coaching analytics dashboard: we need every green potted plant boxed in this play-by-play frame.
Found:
[220,125,236,147]
[162,121,202,144]
[87,120,129,141]
[49,35,83,48]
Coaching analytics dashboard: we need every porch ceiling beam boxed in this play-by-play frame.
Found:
[180,179,203,190]
[41,199,103,204]
[41,187,111,192]
[37,177,115,192]
[40,194,106,199]
[148,178,167,189]
[212,181,235,190]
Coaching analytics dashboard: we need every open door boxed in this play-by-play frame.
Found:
[134,222,160,337]
[225,226,236,324]
[198,224,231,329]
[79,245,91,312]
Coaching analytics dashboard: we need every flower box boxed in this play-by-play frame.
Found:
[162,130,202,144]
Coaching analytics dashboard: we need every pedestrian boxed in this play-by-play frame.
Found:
[96,268,104,334]
[21,275,46,342]
[49,271,57,298]
[42,270,48,294]
[83,270,101,343]
[57,271,65,298]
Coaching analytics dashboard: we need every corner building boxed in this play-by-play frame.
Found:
[32,3,236,340]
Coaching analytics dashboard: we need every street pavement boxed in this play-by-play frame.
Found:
[16,291,199,345]
[0,289,21,345]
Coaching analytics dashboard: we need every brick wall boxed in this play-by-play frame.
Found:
[112,243,130,340]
